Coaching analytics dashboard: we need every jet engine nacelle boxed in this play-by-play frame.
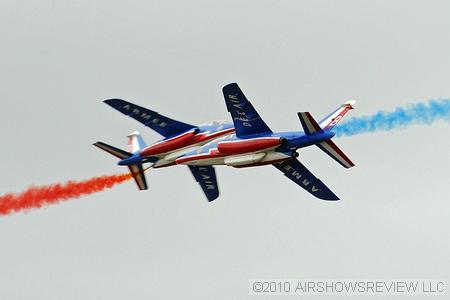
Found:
[217,137,284,155]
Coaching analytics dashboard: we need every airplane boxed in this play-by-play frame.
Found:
[93,99,235,201]
[176,83,356,201]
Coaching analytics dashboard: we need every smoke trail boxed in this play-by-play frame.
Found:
[0,173,132,216]
[335,99,450,137]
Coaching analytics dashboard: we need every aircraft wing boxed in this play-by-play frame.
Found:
[104,99,196,138]
[188,166,219,201]
[273,159,339,200]
[222,83,272,137]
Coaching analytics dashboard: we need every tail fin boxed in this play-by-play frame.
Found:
[297,112,355,169]
[127,131,146,153]
[93,141,149,190]
[319,100,356,130]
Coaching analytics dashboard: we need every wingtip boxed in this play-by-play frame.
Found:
[207,195,219,202]
[103,98,125,105]
[322,196,340,201]
[222,82,239,91]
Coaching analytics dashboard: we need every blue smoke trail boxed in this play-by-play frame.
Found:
[334,99,450,137]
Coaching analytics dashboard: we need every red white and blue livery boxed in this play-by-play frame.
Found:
[94,99,234,201]
[176,83,356,201]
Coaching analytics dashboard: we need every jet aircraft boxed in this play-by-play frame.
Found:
[176,83,355,200]
[94,99,234,200]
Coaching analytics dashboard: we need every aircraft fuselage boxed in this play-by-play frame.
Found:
[118,121,235,168]
[175,130,335,168]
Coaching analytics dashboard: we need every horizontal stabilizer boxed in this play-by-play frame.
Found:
[128,164,148,190]
[93,141,148,190]
[298,112,322,135]
[316,139,355,168]
[273,159,339,201]
[297,111,355,168]
[93,142,131,159]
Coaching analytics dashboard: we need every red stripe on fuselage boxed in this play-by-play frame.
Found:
[217,138,281,155]
[191,128,235,144]
[141,131,196,156]
[141,128,235,157]
[175,148,224,164]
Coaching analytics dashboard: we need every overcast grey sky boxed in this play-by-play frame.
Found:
[0,1,449,299]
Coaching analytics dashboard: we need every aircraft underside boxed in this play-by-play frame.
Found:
[179,150,292,168]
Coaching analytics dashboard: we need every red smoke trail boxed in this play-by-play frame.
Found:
[0,173,132,216]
